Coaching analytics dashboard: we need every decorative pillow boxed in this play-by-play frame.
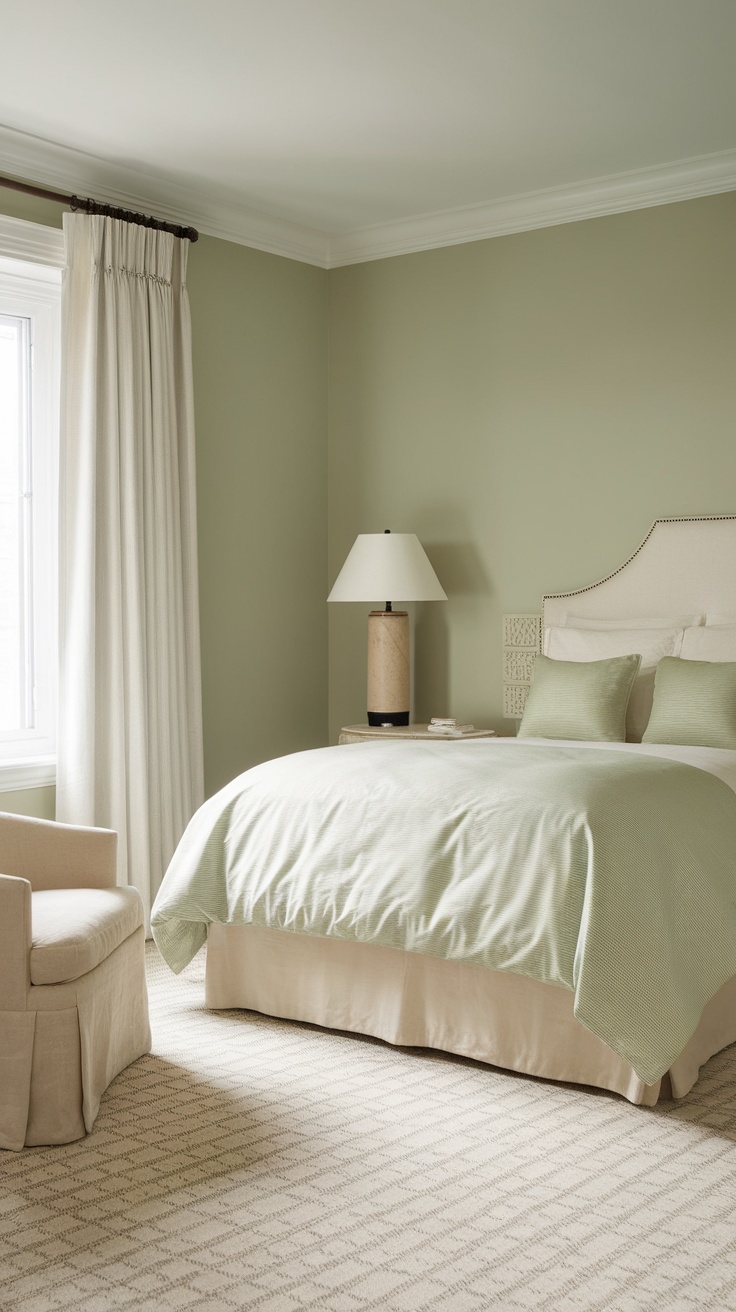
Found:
[518,653,641,742]
[565,614,702,630]
[680,625,736,662]
[544,625,685,741]
[642,657,736,749]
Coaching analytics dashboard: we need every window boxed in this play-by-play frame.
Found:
[0,218,62,790]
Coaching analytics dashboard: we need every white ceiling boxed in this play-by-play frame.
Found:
[2,0,736,266]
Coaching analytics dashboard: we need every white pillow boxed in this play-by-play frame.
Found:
[544,626,685,742]
[565,614,702,629]
[680,625,736,662]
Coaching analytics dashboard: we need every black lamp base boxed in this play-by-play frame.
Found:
[367,710,410,727]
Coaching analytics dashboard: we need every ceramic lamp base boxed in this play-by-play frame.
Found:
[367,610,410,726]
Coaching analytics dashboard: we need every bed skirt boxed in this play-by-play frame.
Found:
[205,924,736,1106]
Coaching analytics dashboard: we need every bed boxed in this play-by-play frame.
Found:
[152,515,736,1105]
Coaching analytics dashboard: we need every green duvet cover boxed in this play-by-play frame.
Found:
[151,741,736,1084]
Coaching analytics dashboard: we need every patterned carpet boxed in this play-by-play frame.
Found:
[2,946,736,1311]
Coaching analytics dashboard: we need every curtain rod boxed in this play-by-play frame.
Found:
[0,174,199,242]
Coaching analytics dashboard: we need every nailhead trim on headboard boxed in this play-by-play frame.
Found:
[543,515,736,605]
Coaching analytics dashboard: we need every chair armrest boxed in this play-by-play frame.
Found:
[0,813,118,891]
[0,874,32,1009]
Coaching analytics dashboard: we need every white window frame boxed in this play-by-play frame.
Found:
[0,215,63,792]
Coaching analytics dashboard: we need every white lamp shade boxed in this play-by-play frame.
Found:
[328,533,447,603]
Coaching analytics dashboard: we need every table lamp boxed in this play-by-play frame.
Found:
[328,530,447,726]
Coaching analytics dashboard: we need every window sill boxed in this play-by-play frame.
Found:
[0,757,56,793]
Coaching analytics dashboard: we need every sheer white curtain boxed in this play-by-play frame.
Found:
[57,213,204,924]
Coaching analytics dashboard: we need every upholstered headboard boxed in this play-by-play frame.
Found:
[544,516,736,629]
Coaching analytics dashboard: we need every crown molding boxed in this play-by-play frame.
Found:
[327,148,736,267]
[0,125,330,267]
[2,124,735,270]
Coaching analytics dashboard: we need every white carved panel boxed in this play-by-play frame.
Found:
[503,649,536,684]
[502,614,542,650]
[502,613,541,720]
[503,685,531,719]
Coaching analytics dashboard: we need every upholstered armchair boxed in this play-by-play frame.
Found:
[0,812,151,1151]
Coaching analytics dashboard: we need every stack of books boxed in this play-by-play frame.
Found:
[427,717,476,736]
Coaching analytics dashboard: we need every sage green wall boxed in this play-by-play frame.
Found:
[188,238,328,794]
[0,185,329,815]
[0,787,56,820]
[327,193,736,740]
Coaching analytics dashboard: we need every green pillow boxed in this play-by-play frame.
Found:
[518,652,641,742]
[642,657,736,748]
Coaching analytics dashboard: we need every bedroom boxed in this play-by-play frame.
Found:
[2,1,736,1308]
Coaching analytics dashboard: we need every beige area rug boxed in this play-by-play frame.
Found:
[3,946,736,1312]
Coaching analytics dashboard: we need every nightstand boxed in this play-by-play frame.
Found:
[338,724,497,744]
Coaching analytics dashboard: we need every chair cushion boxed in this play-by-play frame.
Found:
[30,887,144,986]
